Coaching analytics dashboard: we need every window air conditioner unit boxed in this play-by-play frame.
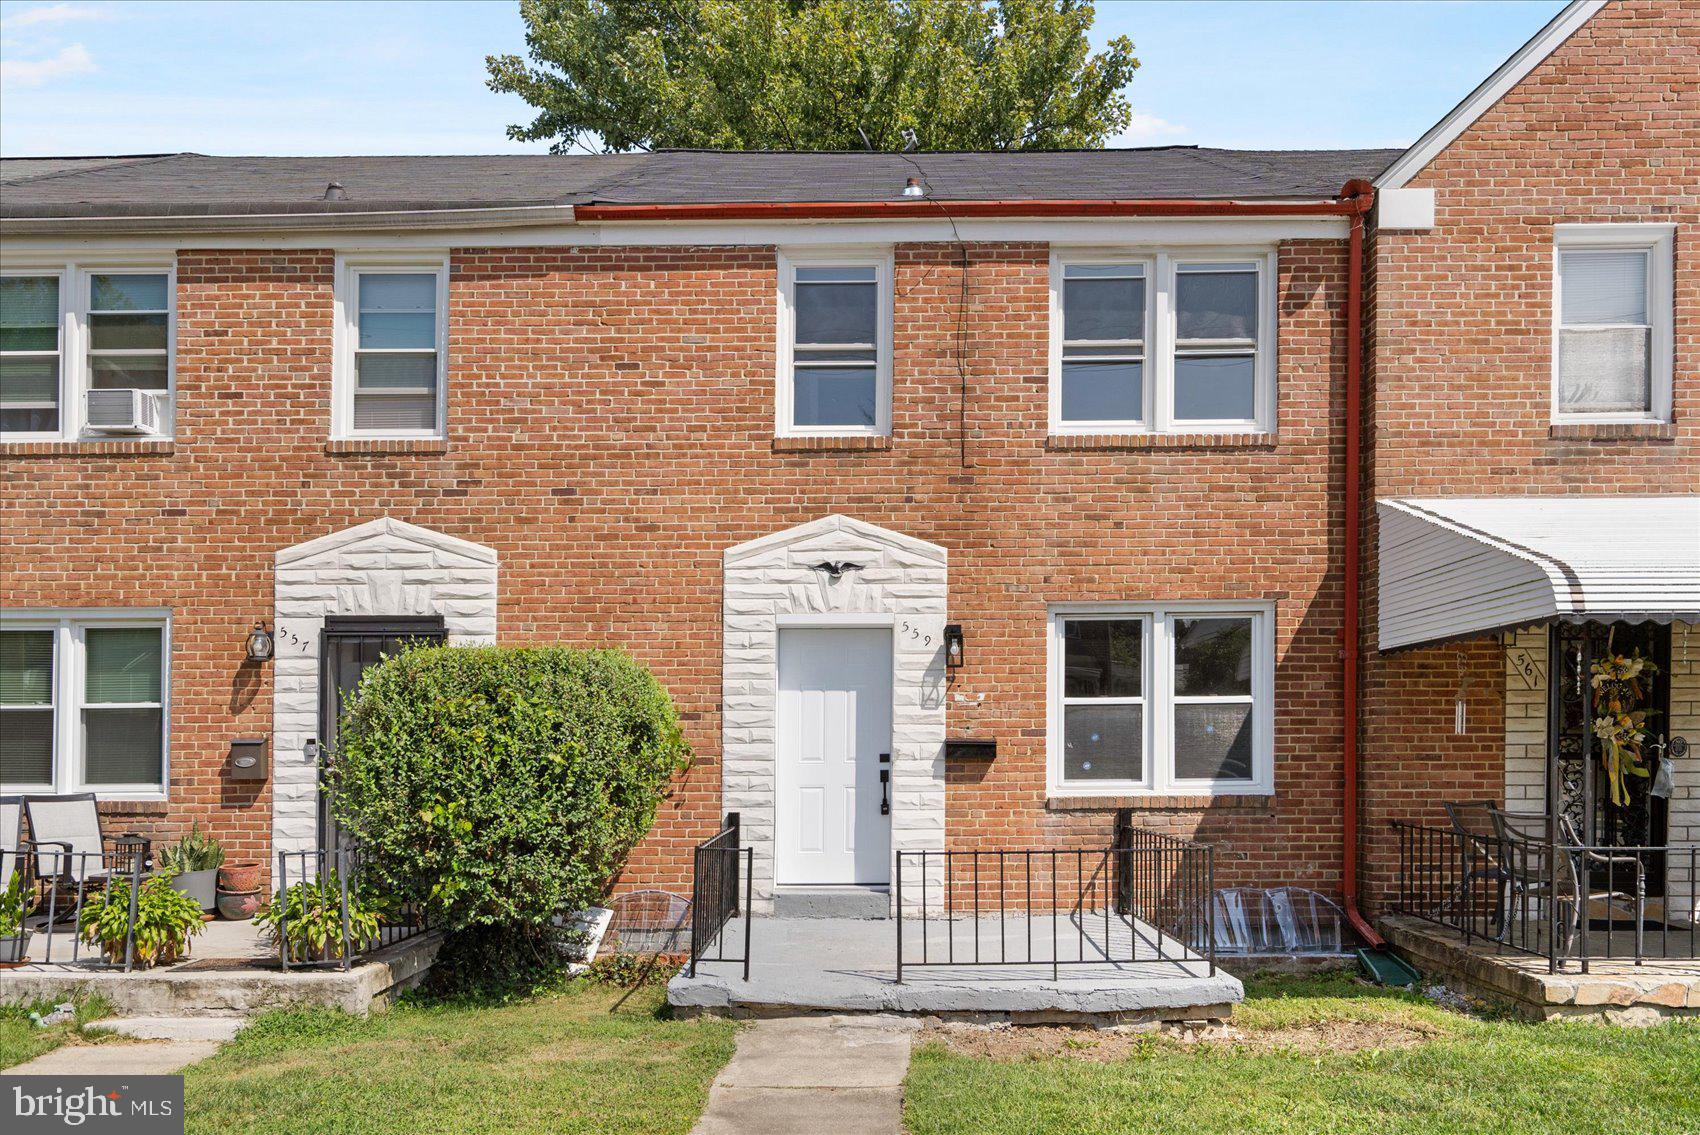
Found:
[85,389,160,434]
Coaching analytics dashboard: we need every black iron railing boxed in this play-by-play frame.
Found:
[895,816,1215,983]
[688,813,752,980]
[14,849,147,971]
[271,847,431,972]
[1390,819,1698,970]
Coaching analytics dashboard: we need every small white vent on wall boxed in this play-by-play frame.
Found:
[84,389,160,434]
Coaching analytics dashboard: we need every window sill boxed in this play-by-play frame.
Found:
[772,435,892,453]
[0,439,175,458]
[1046,432,1276,451]
[1047,793,1272,812]
[1548,421,1677,442]
[326,437,450,456]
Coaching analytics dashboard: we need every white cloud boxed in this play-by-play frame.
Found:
[2,3,105,30]
[1,42,95,87]
[1115,111,1190,147]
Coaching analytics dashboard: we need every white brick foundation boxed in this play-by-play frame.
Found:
[272,518,498,856]
[722,515,948,913]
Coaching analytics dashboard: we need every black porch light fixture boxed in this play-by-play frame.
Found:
[944,623,964,672]
[244,622,275,663]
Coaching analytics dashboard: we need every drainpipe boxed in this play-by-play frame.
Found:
[1337,178,1384,949]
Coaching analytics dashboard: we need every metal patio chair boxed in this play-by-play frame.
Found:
[21,793,152,922]
[1556,813,1647,962]
[1441,801,1512,936]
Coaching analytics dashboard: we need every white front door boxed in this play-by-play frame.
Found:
[776,627,893,886]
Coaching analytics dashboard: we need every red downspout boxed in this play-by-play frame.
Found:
[1338,178,1384,949]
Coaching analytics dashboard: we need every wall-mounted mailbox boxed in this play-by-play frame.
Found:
[230,737,269,780]
[945,738,996,762]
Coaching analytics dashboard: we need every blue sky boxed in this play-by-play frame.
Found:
[0,0,1567,156]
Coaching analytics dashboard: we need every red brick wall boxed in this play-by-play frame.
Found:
[1361,0,1700,910]
[3,237,1352,900]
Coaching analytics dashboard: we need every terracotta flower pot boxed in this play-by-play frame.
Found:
[218,861,261,893]
[216,888,261,921]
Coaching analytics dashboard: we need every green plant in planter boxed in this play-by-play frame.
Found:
[252,872,382,963]
[0,871,30,939]
[154,823,225,874]
[78,874,205,967]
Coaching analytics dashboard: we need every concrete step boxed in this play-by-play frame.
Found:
[87,1016,250,1042]
[772,887,890,920]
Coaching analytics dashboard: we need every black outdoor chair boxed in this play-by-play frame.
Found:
[1489,807,1647,961]
[21,794,152,922]
[1441,801,1513,936]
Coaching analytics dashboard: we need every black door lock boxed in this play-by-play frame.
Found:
[879,753,891,815]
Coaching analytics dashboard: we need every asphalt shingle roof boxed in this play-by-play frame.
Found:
[0,147,1404,220]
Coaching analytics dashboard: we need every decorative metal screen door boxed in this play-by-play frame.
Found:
[317,615,446,852]
[1549,621,1672,896]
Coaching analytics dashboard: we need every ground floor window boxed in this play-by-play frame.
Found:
[1048,603,1273,796]
[0,611,168,797]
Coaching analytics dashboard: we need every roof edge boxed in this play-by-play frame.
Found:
[1376,0,1607,190]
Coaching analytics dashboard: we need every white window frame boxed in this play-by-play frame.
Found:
[1551,223,1675,425]
[775,246,893,438]
[0,609,171,800]
[0,256,176,442]
[332,252,450,440]
[1049,248,1276,435]
[1046,602,1274,797]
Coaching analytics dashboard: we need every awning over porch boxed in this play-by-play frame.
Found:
[1376,496,1700,651]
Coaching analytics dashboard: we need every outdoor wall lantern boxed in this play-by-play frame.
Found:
[944,623,965,672]
[244,622,275,663]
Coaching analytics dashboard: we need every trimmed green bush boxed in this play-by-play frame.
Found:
[330,645,691,932]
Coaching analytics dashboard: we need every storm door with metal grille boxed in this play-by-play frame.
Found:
[318,616,446,851]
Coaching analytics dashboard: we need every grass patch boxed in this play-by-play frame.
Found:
[904,970,1700,1135]
[183,980,735,1135]
[0,995,116,1069]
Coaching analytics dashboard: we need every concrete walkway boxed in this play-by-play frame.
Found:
[4,1016,246,1076]
[690,1016,916,1135]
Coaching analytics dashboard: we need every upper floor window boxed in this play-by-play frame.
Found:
[776,249,892,437]
[1050,251,1274,435]
[333,255,448,439]
[1553,225,1674,423]
[1048,603,1273,796]
[0,612,169,798]
[0,262,174,441]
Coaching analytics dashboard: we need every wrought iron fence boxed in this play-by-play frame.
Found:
[271,846,432,972]
[11,849,148,971]
[1390,819,1698,970]
[895,817,1215,983]
[688,813,752,980]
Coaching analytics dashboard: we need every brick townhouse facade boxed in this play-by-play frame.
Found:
[2,0,1695,928]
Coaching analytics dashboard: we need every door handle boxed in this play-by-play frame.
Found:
[879,765,891,816]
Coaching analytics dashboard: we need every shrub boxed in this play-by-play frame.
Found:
[79,874,205,967]
[253,871,383,963]
[330,645,691,933]
[155,822,224,874]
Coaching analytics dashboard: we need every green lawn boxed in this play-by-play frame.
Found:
[0,996,115,1069]
[904,972,1700,1135]
[182,981,735,1135]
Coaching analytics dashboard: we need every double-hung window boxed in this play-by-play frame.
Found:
[1051,251,1274,434]
[1049,604,1273,796]
[0,262,174,441]
[1553,225,1674,423]
[777,250,892,436]
[334,255,448,439]
[0,613,169,797]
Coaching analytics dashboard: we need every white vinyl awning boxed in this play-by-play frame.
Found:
[1377,497,1700,651]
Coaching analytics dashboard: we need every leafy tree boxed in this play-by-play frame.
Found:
[487,0,1139,152]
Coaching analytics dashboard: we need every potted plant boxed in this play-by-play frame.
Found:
[253,870,382,964]
[0,872,32,965]
[79,873,206,968]
[157,823,224,913]
[218,860,262,893]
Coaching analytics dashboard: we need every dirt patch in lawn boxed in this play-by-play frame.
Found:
[927,1017,1438,1062]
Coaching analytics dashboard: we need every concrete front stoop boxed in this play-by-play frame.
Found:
[690,1016,915,1135]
